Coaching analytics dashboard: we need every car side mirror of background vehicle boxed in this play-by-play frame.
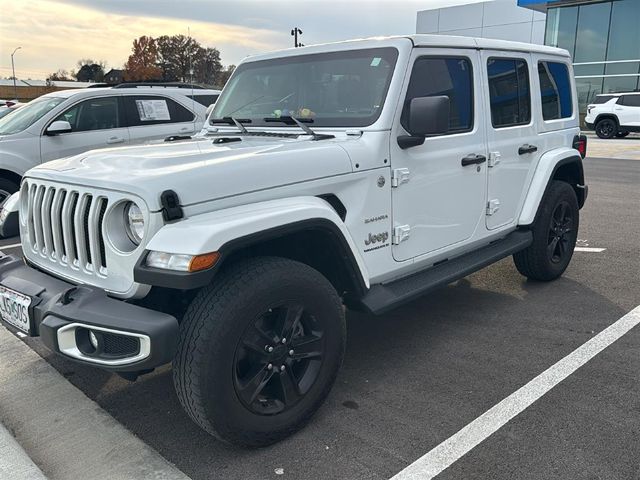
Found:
[205,104,215,118]
[397,95,450,149]
[45,120,72,136]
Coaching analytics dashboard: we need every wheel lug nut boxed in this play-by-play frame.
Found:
[281,338,287,344]
[289,349,294,356]
[267,363,273,370]
[280,365,286,372]
[266,346,274,353]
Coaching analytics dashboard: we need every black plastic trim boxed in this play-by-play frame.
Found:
[0,256,178,372]
[357,230,533,315]
[133,218,368,297]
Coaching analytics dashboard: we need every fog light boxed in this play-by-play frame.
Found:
[89,330,100,349]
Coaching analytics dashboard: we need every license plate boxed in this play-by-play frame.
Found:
[0,285,32,334]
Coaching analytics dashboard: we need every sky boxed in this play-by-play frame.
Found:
[0,0,485,80]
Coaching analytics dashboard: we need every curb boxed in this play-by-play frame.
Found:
[0,423,47,480]
[0,324,191,480]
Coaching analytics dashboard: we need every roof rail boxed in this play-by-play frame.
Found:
[86,83,110,88]
[112,82,205,90]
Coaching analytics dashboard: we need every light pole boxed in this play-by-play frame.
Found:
[291,28,303,48]
[11,46,21,101]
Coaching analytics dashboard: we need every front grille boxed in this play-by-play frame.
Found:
[24,181,108,275]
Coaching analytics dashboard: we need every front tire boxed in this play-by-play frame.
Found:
[173,256,346,447]
[595,118,617,139]
[513,181,579,281]
[0,177,19,205]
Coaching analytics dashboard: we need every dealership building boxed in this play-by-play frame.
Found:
[417,0,640,117]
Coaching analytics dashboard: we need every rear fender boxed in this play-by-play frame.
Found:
[519,147,585,226]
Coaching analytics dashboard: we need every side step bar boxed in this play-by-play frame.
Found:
[358,230,533,315]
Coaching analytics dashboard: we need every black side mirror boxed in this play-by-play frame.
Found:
[398,95,450,149]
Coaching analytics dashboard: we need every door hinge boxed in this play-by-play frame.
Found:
[392,224,411,245]
[391,168,410,187]
[486,199,500,216]
[488,152,501,168]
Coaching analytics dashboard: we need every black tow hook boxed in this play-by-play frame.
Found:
[59,287,78,305]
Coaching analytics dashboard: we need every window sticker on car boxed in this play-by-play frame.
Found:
[370,57,382,67]
[135,99,171,121]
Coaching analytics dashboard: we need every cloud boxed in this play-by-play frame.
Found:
[0,0,479,80]
[0,0,288,79]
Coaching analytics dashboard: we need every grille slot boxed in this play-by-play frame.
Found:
[25,181,108,274]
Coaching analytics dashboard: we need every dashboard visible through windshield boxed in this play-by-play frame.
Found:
[212,47,399,128]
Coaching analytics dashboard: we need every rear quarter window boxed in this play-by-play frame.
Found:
[538,61,573,120]
[123,96,195,127]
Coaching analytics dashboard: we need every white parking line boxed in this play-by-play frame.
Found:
[574,247,606,253]
[390,305,640,480]
[0,243,21,250]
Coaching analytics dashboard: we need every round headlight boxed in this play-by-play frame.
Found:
[124,202,145,245]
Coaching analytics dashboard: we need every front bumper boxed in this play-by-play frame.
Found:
[0,255,178,371]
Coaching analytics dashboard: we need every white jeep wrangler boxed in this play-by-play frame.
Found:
[0,35,587,447]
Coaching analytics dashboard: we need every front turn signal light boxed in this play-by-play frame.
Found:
[189,252,220,272]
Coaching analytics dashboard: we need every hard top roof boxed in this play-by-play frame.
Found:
[245,34,570,63]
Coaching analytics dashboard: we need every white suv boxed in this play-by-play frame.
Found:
[0,35,587,447]
[585,92,640,138]
[0,85,220,201]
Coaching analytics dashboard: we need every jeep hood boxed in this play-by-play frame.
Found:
[26,136,354,210]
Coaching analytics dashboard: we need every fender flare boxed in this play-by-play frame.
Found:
[518,148,585,226]
[593,113,619,127]
[134,196,370,293]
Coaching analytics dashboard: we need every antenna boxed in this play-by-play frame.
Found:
[188,26,197,132]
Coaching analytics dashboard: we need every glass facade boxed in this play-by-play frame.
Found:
[543,0,640,121]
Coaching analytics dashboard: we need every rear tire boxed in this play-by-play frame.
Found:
[513,181,579,281]
[173,256,346,447]
[595,118,617,139]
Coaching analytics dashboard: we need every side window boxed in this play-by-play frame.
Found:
[487,58,531,128]
[401,56,473,135]
[123,96,195,127]
[55,97,121,132]
[538,61,573,120]
[621,95,640,107]
[188,94,220,107]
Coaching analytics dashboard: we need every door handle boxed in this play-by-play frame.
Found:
[518,144,538,155]
[179,127,194,133]
[107,136,125,144]
[461,154,487,167]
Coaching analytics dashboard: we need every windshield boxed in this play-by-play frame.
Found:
[212,47,398,128]
[0,97,65,135]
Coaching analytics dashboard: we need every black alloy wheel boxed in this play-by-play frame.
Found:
[547,200,573,264]
[233,303,325,415]
[595,118,616,139]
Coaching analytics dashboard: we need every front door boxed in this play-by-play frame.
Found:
[40,96,129,162]
[482,51,541,230]
[391,49,488,262]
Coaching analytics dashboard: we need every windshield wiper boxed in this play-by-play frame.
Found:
[263,116,334,141]
[209,117,252,133]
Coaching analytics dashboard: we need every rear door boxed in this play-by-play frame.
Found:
[615,95,640,128]
[123,95,197,144]
[482,51,541,230]
[40,96,129,162]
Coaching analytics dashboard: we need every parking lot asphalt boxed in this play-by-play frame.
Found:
[1,156,638,480]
